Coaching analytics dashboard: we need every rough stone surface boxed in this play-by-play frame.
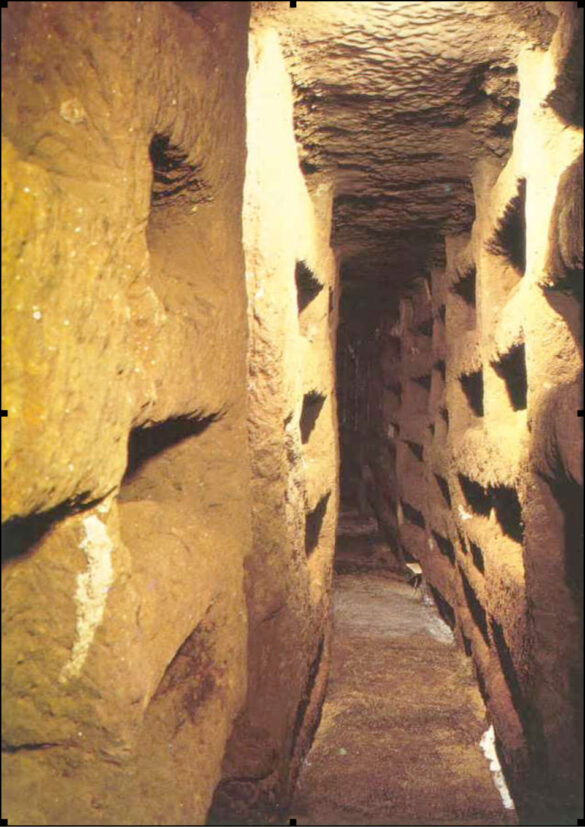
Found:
[208,24,339,824]
[2,3,252,824]
[345,6,583,822]
[254,0,557,285]
[291,570,514,826]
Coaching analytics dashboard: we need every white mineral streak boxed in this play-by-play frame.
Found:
[60,515,114,682]
[479,725,516,811]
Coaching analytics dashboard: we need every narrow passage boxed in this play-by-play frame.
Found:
[290,516,515,827]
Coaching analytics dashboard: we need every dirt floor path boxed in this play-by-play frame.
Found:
[289,569,516,826]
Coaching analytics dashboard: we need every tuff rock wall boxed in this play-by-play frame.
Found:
[209,21,339,824]
[357,6,583,822]
[1,3,339,825]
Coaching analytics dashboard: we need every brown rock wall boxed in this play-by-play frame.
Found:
[2,3,252,824]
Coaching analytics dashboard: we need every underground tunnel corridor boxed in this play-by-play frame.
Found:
[1,2,583,826]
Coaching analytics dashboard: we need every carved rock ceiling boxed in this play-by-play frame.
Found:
[253,1,556,286]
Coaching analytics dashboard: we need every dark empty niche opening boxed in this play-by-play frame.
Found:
[458,474,492,517]
[490,617,529,734]
[291,635,325,754]
[492,343,527,411]
[434,473,451,507]
[462,633,472,657]
[452,264,476,306]
[459,369,484,417]
[470,540,485,573]
[429,423,435,437]
[1,495,97,564]
[492,485,523,543]
[438,304,446,324]
[296,260,324,313]
[149,134,209,207]
[405,440,424,462]
[473,659,490,706]
[401,500,426,529]
[431,530,455,565]
[300,391,326,444]
[456,526,468,555]
[485,178,526,275]
[440,407,449,427]
[412,374,431,391]
[428,584,456,629]
[416,318,433,336]
[306,493,330,556]
[434,359,446,382]
[459,565,490,646]
[122,413,220,483]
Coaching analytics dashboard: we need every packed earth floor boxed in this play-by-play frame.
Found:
[289,516,514,827]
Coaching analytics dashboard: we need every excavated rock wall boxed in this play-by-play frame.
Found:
[209,21,339,824]
[1,3,254,824]
[2,5,339,826]
[364,6,583,821]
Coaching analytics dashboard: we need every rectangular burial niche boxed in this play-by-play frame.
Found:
[451,263,476,307]
[431,530,456,565]
[491,343,528,411]
[469,539,485,573]
[412,373,431,391]
[485,178,527,276]
[300,390,326,444]
[305,492,331,556]
[459,368,484,417]
[459,565,490,646]
[1,496,96,563]
[149,133,209,208]
[434,359,446,382]
[296,260,323,313]
[120,414,220,492]
[401,500,426,529]
[428,584,456,630]
[491,485,524,543]
[434,473,452,508]
[458,473,492,517]
[405,440,424,462]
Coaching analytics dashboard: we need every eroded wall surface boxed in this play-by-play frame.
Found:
[209,22,339,824]
[364,6,583,822]
[1,3,252,824]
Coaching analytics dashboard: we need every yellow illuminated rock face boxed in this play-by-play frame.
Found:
[1,2,582,825]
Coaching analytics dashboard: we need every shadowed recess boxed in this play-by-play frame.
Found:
[405,440,424,461]
[300,391,326,444]
[149,133,209,206]
[459,565,490,646]
[401,500,426,529]
[431,530,456,565]
[470,540,485,573]
[492,485,523,543]
[412,373,431,391]
[124,413,221,481]
[485,178,526,275]
[435,473,452,507]
[306,492,331,556]
[458,473,492,517]
[459,368,484,417]
[428,584,456,629]
[296,260,324,313]
[492,343,528,411]
[452,263,476,306]
[1,494,103,564]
